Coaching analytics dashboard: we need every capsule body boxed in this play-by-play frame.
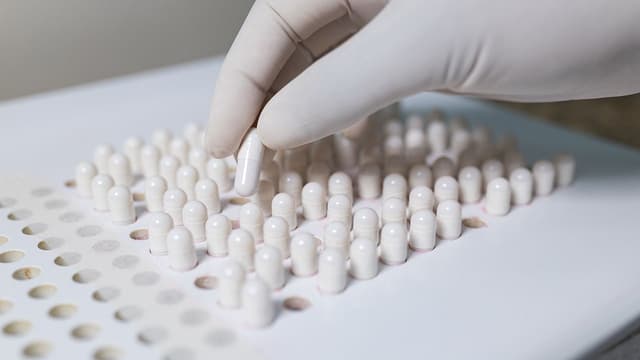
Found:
[263,216,290,258]
[458,166,482,204]
[195,179,221,215]
[554,154,575,187]
[409,186,434,216]
[382,173,408,201]
[75,161,97,197]
[228,229,255,271]
[436,200,462,240]
[166,227,197,271]
[163,189,187,226]
[272,192,297,230]
[327,194,352,228]
[302,182,326,220]
[148,212,173,255]
[255,245,285,290]
[434,176,459,205]
[160,155,180,188]
[380,222,408,265]
[91,174,114,212]
[349,238,378,280]
[510,168,533,205]
[145,176,167,213]
[279,171,303,207]
[206,214,231,256]
[382,197,406,225]
[353,207,379,244]
[290,232,318,277]
[218,260,245,308]
[107,186,135,225]
[317,248,347,294]
[239,202,264,244]
[486,177,511,216]
[358,163,381,199]
[94,144,114,174]
[108,153,132,186]
[242,278,274,328]
[207,158,232,192]
[235,129,265,196]
[141,144,161,177]
[409,164,433,189]
[409,210,436,252]
[533,160,556,196]
[183,200,207,243]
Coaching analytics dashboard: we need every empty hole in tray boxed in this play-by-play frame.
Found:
[283,296,312,311]
[129,229,148,240]
[114,305,143,322]
[22,223,48,235]
[77,225,103,237]
[163,347,195,360]
[229,197,250,205]
[93,346,124,360]
[462,217,487,228]
[7,209,33,221]
[64,179,77,188]
[0,235,7,247]
[194,275,218,290]
[0,250,25,263]
[37,237,65,251]
[28,284,57,299]
[132,192,145,202]
[179,308,210,326]
[205,328,236,347]
[49,304,78,319]
[44,199,68,210]
[92,287,121,302]
[156,289,184,305]
[92,239,119,252]
[3,320,32,336]
[137,326,168,345]
[31,187,53,197]
[71,323,100,340]
[23,340,53,358]
[0,299,13,314]
[72,269,101,284]
[131,271,159,286]
[59,211,84,223]
[12,266,41,280]
[112,255,139,270]
[54,252,82,267]
[0,197,17,208]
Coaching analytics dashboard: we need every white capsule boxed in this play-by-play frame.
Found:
[250,180,275,216]
[409,210,436,252]
[458,166,482,204]
[382,197,406,225]
[349,238,379,280]
[328,172,353,202]
[170,138,190,165]
[436,200,462,240]
[482,159,505,190]
[384,135,404,158]
[123,136,143,174]
[228,229,255,271]
[163,188,187,225]
[91,174,114,211]
[140,145,161,177]
[333,134,359,170]
[218,260,246,308]
[380,222,408,265]
[317,248,347,294]
[240,202,264,244]
[182,200,207,243]
[148,212,173,255]
[409,186,435,215]
[234,129,264,196]
[177,165,198,200]
[301,182,326,220]
[108,153,132,186]
[75,161,97,197]
[382,173,408,201]
[427,120,448,153]
[279,171,303,207]
[271,193,297,230]
[242,278,275,328]
[144,176,167,212]
[188,147,208,179]
[159,155,180,188]
[357,163,381,199]
[486,177,511,216]
[353,207,379,244]
[206,214,231,256]
[184,122,203,148]
[434,176,459,205]
[323,221,350,258]
[151,128,172,156]
[450,128,471,155]
[195,179,221,215]
[307,162,331,192]
[167,227,197,271]
[404,128,427,165]
[510,168,533,205]
[409,164,433,189]
[432,156,457,180]
[107,186,135,225]
[263,216,290,258]
[255,245,285,290]
[327,194,352,228]
[406,114,424,130]
[385,120,403,137]
[290,232,318,277]
[206,158,232,192]
[533,160,556,196]
[93,144,114,174]
[553,153,575,187]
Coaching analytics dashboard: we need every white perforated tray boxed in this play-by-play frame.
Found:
[2,58,640,360]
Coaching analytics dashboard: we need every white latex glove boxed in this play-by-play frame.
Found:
[206,0,640,157]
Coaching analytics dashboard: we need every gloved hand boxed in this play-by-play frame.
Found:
[206,0,640,157]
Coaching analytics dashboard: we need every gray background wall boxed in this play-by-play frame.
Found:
[0,0,253,101]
